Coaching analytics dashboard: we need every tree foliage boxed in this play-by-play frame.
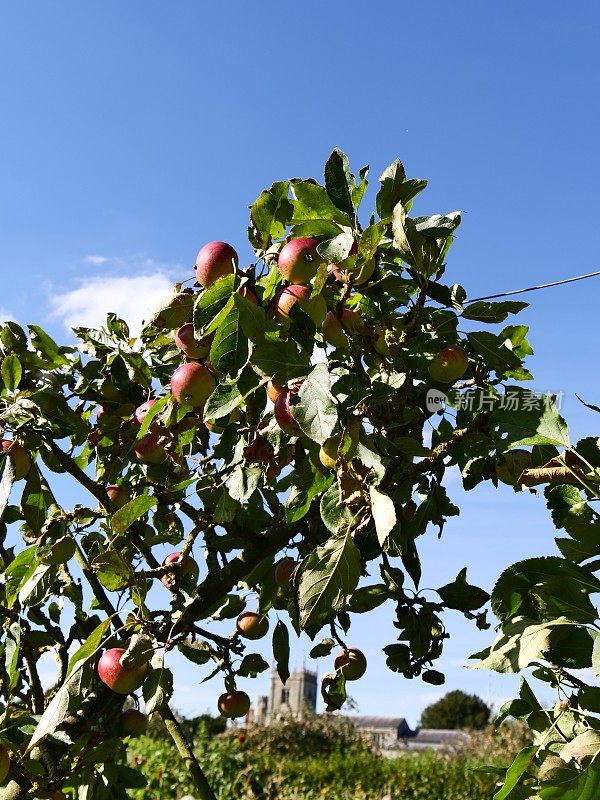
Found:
[419,690,491,730]
[0,147,593,799]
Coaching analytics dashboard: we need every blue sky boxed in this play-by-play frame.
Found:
[2,2,600,726]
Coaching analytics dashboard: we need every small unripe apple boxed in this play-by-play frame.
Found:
[120,708,148,736]
[496,449,532,485]
[217,690,250,719]
[0,744,9,783]
[106,484,131,509]
[274,390,301,436]
[266,380,284,403]
[175,324,212,360]
[134,434,166,465]
[195,241,238,287]
[0,440,31,481]
[334,647,367,681]
[322,312,349,349]
[274,285,327,327]
[134,399,157,427]
[171,363,216,408]
[97,648,148,695]
[277,238,323,284]
[236,611,269,640]
[274,558,297,589]
[428,346,468,384]
[161,552,200,590]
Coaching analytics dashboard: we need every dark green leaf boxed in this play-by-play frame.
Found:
[320,482,354,535]
[1,354,22,391]
[249,181,293,251]
[210,302,248,376]
[193,274,235,333]
[273,620,290,684]
[251,339,311,385]
[438,567,490,611]
[463,301,529,323]
[204,380,242,421]
[309,638,335,658]
[91,550,134,591]
[238,653,269,678]
[293,363,337,445]
[348,584,389,613]
[422,669,445,686]
[28,325,70,366]
[324,148,355,217]
[111,495,157,534]
[493,746,537,800]
[291,180,350,225]
[234,292,267,343]
[178,641,212,665]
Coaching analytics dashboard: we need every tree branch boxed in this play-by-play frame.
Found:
[160,705,218,800]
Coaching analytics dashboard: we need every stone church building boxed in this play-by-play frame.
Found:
[254,663,318,724]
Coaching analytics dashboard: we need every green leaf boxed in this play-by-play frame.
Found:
[204,380,243,421]
[320,482,354,535]
[91,550,134,591]
[234,292,267,343]
[5,622,20,692]
[143,651,174,715]
[414,213,461,239]
[249,181,293,251]
[22,466,47,534]
[136,393,170,439]
[65,617,112,678]
[238,653,269,678]
[309,638,335,658]
[177,641,211,665]
[316,228,355,263]
[28,325,70,367]
[227,464,262,503]
[467,332,524,378]
[422,669,445,686]
[491,391,570,449]
[462,300,529,323]
[273,620,290,684]
[392,202,424,272]
[493,745,537,800]
[324,148,355,217]
[437,567,490,611]
[297,531,361,633]
[210,302,248,376]
[193,274,235,332]
[285,457,333,524]
[377,160,427,218]
[470,616,574,673]
[4,546,37,608]
[348,584,389,613]
[111,495,157,534]
[384,643,411,673]
[369,486,396,547]
[1,354,22,392]
[0,456,15,523]
[293,363,337,445]
[251,339,311,385]
[291,180,350,225]
[19,563,53,607]
[539,762,600,800]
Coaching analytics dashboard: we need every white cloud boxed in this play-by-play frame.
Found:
[50,264,179,336]
[83,254,110,265]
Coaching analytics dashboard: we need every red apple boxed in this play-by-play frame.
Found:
[0,440,31,481]
[334,647,367,681]
[274,390,301,436]
[195,241,238,288]
[428,346,468,384]
[322,312,349,349]
[277,237,323,284]
[243,434,274,464]
[274,558,297,589]
[161,551,200,590]
[120,708,148,736]
[134,399,157,427]
[239,285,259,305]
[236,611,269,640]
[274,285,327,327]
[0,744,9,783]
[97,648,148,694]
[106,484,131,509]
[134,434,167,465]
[217,690,250,719]
[175,324,212,360]
[170,363,216,408]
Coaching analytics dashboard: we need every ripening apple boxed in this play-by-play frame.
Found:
[274,389,301,436]
[217,690,251,719]
[0,440,31,481]
[97,648,148,695]
[428,346,468,384]
[134,434,167,465]
[334,647,367,681]
[266,380,284,403]
[120,708,148,736]
[161,551,200,590]
[0,744,9,783]
[274,557,297,590]
[243,433,274,464]
[321,312,349,349]
[134,399,157,427]
[277,237,323,284]
[236,611,269,640]
[170,362,216,408]
[496,449,532,485]
[106,484,131,510]
[175,324,213,360]
[195,241,238,287]
[274,285,327,327]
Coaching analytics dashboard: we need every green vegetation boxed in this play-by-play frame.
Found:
[419,690,491,730]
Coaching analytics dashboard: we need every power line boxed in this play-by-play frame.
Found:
[468,269,600,304]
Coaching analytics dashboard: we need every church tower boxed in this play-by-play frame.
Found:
[255,662,318,724]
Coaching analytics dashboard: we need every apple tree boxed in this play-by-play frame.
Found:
[0,149,572,799]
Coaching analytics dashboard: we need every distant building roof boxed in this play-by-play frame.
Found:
[346,716,411,731]
[412,728,470,743]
